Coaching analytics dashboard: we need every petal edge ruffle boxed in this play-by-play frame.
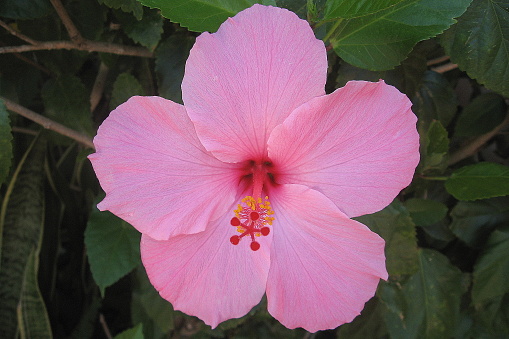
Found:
[182,4,327,163]
[89,96,240,240]
[268,80,419,218]
[141,206,271,328]
[266,184,387,332]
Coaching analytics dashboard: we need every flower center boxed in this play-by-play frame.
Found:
[229,196,274,251]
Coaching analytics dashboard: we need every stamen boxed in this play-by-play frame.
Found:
[229,195,274,251]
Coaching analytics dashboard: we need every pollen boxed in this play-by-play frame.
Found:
[229,195,273,251]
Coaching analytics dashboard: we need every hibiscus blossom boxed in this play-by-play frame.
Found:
[89,4,419,332]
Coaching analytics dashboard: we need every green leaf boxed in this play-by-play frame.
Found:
[454,93,507,137]
[114,324,144,339]
[85,202,141,296]
[0,138,46,338]
[131,267,174,338]
[324,0,404,19]
[473,293,509,336]
[355,200,419,276]
[379,249,465,339]
[18,248,53,339]
[405,198,448,226]
[329,0,472,70]
[137,0,276,32]
[335,297,388,338]
[275,0,309,19]
[0,100,13,186]
[41,75,93,138]
[117,7,164,50]
[450,198,509,248]
[471,226,509,335]
[99,0,143,19]
[155,35,195,103]
[446,162,509,201]
[413,71,457,129]
[473,226,509,302]
[441,0,509,97]
[110,73,144,110]
[0,0,52,19]
[334,46,427,96]
[420,120,450,174]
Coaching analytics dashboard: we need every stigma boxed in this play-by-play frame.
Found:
[229,196,274,251]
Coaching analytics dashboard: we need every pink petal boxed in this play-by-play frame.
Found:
[141,206,271,328]
[268,80,419,218]
[266,184,387,332]
[182,4,327,163]
[89,96,241,240]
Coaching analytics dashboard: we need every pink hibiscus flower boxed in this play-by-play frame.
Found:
[89,4,419,332]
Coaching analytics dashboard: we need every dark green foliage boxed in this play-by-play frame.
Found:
[441,0,509,97]
[115,7,164,49]
[154,35,195,103]
[446,163,509,200]
[413,71,458,129]
[379,249,466,339]
[0,0,52,19]
[110,73,145,110]
[450,198,509,248]
[0,101,12,186]
[324,0,405,19]
[137,0,277,32]
[85,204,141,296]
[455,93,507,137]
[356,200,419,276]
[0,138,48,338]
[329,0,472,70]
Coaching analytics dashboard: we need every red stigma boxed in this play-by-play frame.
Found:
[250,242,260,251]
[229,196,274,251]
[230,235,240,245]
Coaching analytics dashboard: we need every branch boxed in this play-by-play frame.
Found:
[1,97,95,150]
[0,40,153,57]
[0,20,38,45]
[431,62,458,73]
[426,55,450,66]
[448,114,509,166]
[99,314,112,339]
[50,0,84,44]
[90,62,110,112]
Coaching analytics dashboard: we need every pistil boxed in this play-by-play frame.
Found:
[229,195,274,251]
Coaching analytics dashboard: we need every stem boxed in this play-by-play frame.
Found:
[419,175,448,181]
[431,63,458,73]
[1,97,95,149]
[90,62,110,112]
[448,113,509,166]
[0,41,51,74]
[0,20,38,45]
[0,40,153,57]
[322,19,343,43]
[99,314,112,339]
[426,55,450,66]
[50,0,84,44]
